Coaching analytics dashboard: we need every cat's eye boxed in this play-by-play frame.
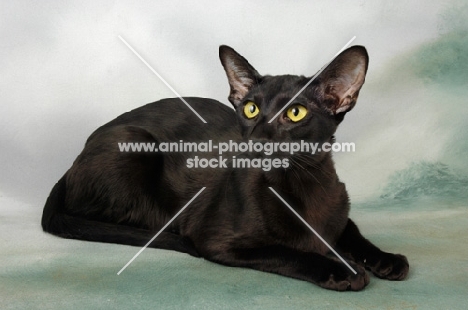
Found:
[286,105,307,122]
[243,101,260,119]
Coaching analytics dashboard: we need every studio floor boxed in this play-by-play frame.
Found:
[2,195,467,309]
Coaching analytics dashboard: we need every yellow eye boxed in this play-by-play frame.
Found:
[243,101,260,119]
[287,105,307,122]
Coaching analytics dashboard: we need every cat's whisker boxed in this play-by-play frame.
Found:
[293,155,332,179]
[293,154,335,181]
[287,160,303,185]
[288,158,328,195]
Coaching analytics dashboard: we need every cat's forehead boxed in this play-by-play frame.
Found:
[250,75,315,103]
[262,74,307,85]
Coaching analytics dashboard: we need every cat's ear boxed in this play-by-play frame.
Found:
[219,45,261,107]
[317,46,368,115]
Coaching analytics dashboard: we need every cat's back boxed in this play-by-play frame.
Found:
[64,97,239,224]
[88,97,240,143]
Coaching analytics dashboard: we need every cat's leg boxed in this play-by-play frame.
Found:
[204,245,369,291]
[335,219,409,280]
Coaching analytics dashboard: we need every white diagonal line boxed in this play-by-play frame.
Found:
[117,187,206,275]
[118,35,207,123]
[268,187,357,275]
[268,36,356,123]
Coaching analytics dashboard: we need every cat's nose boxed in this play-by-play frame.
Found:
[248,122,276,140]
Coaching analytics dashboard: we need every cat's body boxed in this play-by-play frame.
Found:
[42,45,409,291]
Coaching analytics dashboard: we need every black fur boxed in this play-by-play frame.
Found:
[42,45,408,291]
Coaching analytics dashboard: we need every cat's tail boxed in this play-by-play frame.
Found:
[41,173,67,233]
[41,174,199,257]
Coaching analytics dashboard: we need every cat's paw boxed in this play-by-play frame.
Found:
[319,263,369,291]
[367,252,409,280]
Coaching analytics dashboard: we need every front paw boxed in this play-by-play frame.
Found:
[366,252,409,280]
[319,262,369,291]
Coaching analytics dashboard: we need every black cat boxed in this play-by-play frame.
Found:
[42,45,409,291]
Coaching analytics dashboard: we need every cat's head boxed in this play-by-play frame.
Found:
[219,45,368,146]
